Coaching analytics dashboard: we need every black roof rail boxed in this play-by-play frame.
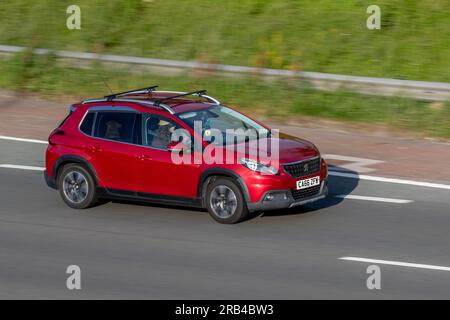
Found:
[82,97,175,114]
[82,87,219,114]
[154,90,207,106]
[104,85,159,101]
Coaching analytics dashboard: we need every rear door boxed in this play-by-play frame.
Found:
[81,107,141,192]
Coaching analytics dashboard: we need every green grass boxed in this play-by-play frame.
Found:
[1,1,448,138]
[1,54,449,138]
[0,0,449,82]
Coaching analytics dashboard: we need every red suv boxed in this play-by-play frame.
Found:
[45,86,328,223]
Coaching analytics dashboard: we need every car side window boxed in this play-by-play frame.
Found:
[80,112,95,135]
[94,111,138,144]
[143,114,185,149]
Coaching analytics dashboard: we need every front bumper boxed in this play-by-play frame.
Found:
[247,180,328,212]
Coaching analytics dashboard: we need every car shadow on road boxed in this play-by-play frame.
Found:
[259,165,359,218]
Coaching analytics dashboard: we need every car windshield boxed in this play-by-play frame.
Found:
[178,105,270,145]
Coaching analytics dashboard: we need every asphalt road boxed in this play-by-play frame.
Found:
[1,139,450,299]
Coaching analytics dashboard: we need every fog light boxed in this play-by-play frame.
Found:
[264,193,274,201]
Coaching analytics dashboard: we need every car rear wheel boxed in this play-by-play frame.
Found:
[205,177,248,224]
[58,164,98,209]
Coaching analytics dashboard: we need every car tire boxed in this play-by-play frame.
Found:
[205,177,249,224]
[58,164,98,209]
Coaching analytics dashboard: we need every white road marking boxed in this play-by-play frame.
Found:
[329,170,450,190]
[334,194,413,204]
[323,154,384,173]
[339,257,450,272]
[0,164,45,171]
[0,135,48,144]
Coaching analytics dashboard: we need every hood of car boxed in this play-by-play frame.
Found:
[225,132,320,165]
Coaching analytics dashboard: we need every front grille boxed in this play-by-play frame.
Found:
[291,185,321,201]
[282,157,321,178]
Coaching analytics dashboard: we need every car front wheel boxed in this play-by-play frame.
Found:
[205,177,249,224]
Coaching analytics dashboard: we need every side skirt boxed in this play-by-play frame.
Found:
[98,188,204,208]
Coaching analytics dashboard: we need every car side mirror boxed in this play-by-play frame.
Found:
[167,141,191,153]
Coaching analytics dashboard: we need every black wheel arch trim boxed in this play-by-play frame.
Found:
[198,168,251,206]
[52,155,99,187]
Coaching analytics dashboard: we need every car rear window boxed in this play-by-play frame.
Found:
[80,112,95,135]
[93,112,138,144]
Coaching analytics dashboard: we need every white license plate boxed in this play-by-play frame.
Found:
[296,176,320,190]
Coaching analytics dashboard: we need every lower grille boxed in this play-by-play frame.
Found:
[291,185,321,201]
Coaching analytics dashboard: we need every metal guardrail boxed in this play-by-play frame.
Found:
[1,44,449,101]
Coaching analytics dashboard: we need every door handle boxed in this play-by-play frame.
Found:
[138,154,152,161]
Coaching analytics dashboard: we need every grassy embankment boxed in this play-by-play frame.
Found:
[0,0,448,137]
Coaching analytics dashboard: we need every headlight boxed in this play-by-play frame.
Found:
[240,158,279,175]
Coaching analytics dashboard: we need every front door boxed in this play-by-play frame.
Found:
[136,113,201,198]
